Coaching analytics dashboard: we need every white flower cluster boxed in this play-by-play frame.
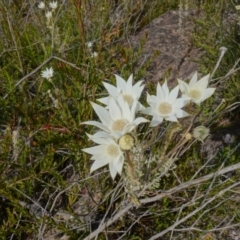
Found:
[82,72,215,179]
[85,41,98,58]
[82,74,149,179]
[38,1,58,23]
[38,1,58,10]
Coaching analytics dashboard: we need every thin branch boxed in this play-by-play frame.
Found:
[83,162,240,240]
[149,181,240,239]
[144,162,240,204]
[83,203,134,240]
[173,222,240,232]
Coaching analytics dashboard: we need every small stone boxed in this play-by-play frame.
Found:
[223,133,235,144]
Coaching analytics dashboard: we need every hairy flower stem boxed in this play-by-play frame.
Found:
[125,150,135,180]
[210,46,227,81]
[125,150,141,206]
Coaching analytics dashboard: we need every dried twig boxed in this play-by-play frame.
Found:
[83,162,240,239]
[149,181,240,239]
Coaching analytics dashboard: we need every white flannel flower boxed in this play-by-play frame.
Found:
[82,134,124,179]
[41,67,54,79]
[178,72,216,105]
[38,2,45,9]
[98,74,145,112]
[82,95,149,139]
[142,81,189,127]
[45,11,53,19]
[49,1,58,9]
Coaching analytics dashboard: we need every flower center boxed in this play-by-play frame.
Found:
[119,134,134,150]
[158,102,172,115]
[106,144,120,158]
[123,94,134,106]
[112,119,128,132]
[188,89,201,100]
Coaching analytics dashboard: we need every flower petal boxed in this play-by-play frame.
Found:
[109,97,121,120]
[97,96,110,105]
[86,133,115,145]
[178,79,189,94]
[126,74,133,94]
[194,74,210,90]
[132,80,144,99]
[115,155,124,174]
[141,107,154,115]
[182,94,191,100]
[109,161,118,179]
[90,157,110,172]
[125,117,149,133]
[87,131,113,139]
[133,117,149,126]
[82,145,106,155]
[189,72,198,86]
[199,87,215,102]
[118,95,131,120]
[128,101,135,123]
[115,74,127,92]
[156,83,165,102]
[91,102,112,126]
[147,94,158,104]
[83,120,110,133]
[174,97,189,108]
[174,108,190,118]
[102,82,119,96]
[90,151,108,160]
[165,114,178,122]
[168,85,179,104]
[150,114,163,126]
[162,80,169,101]
[136,102,145,112]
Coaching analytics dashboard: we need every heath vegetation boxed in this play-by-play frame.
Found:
[0,0,240,239]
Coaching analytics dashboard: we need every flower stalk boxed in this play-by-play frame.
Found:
[125,150,135,179]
